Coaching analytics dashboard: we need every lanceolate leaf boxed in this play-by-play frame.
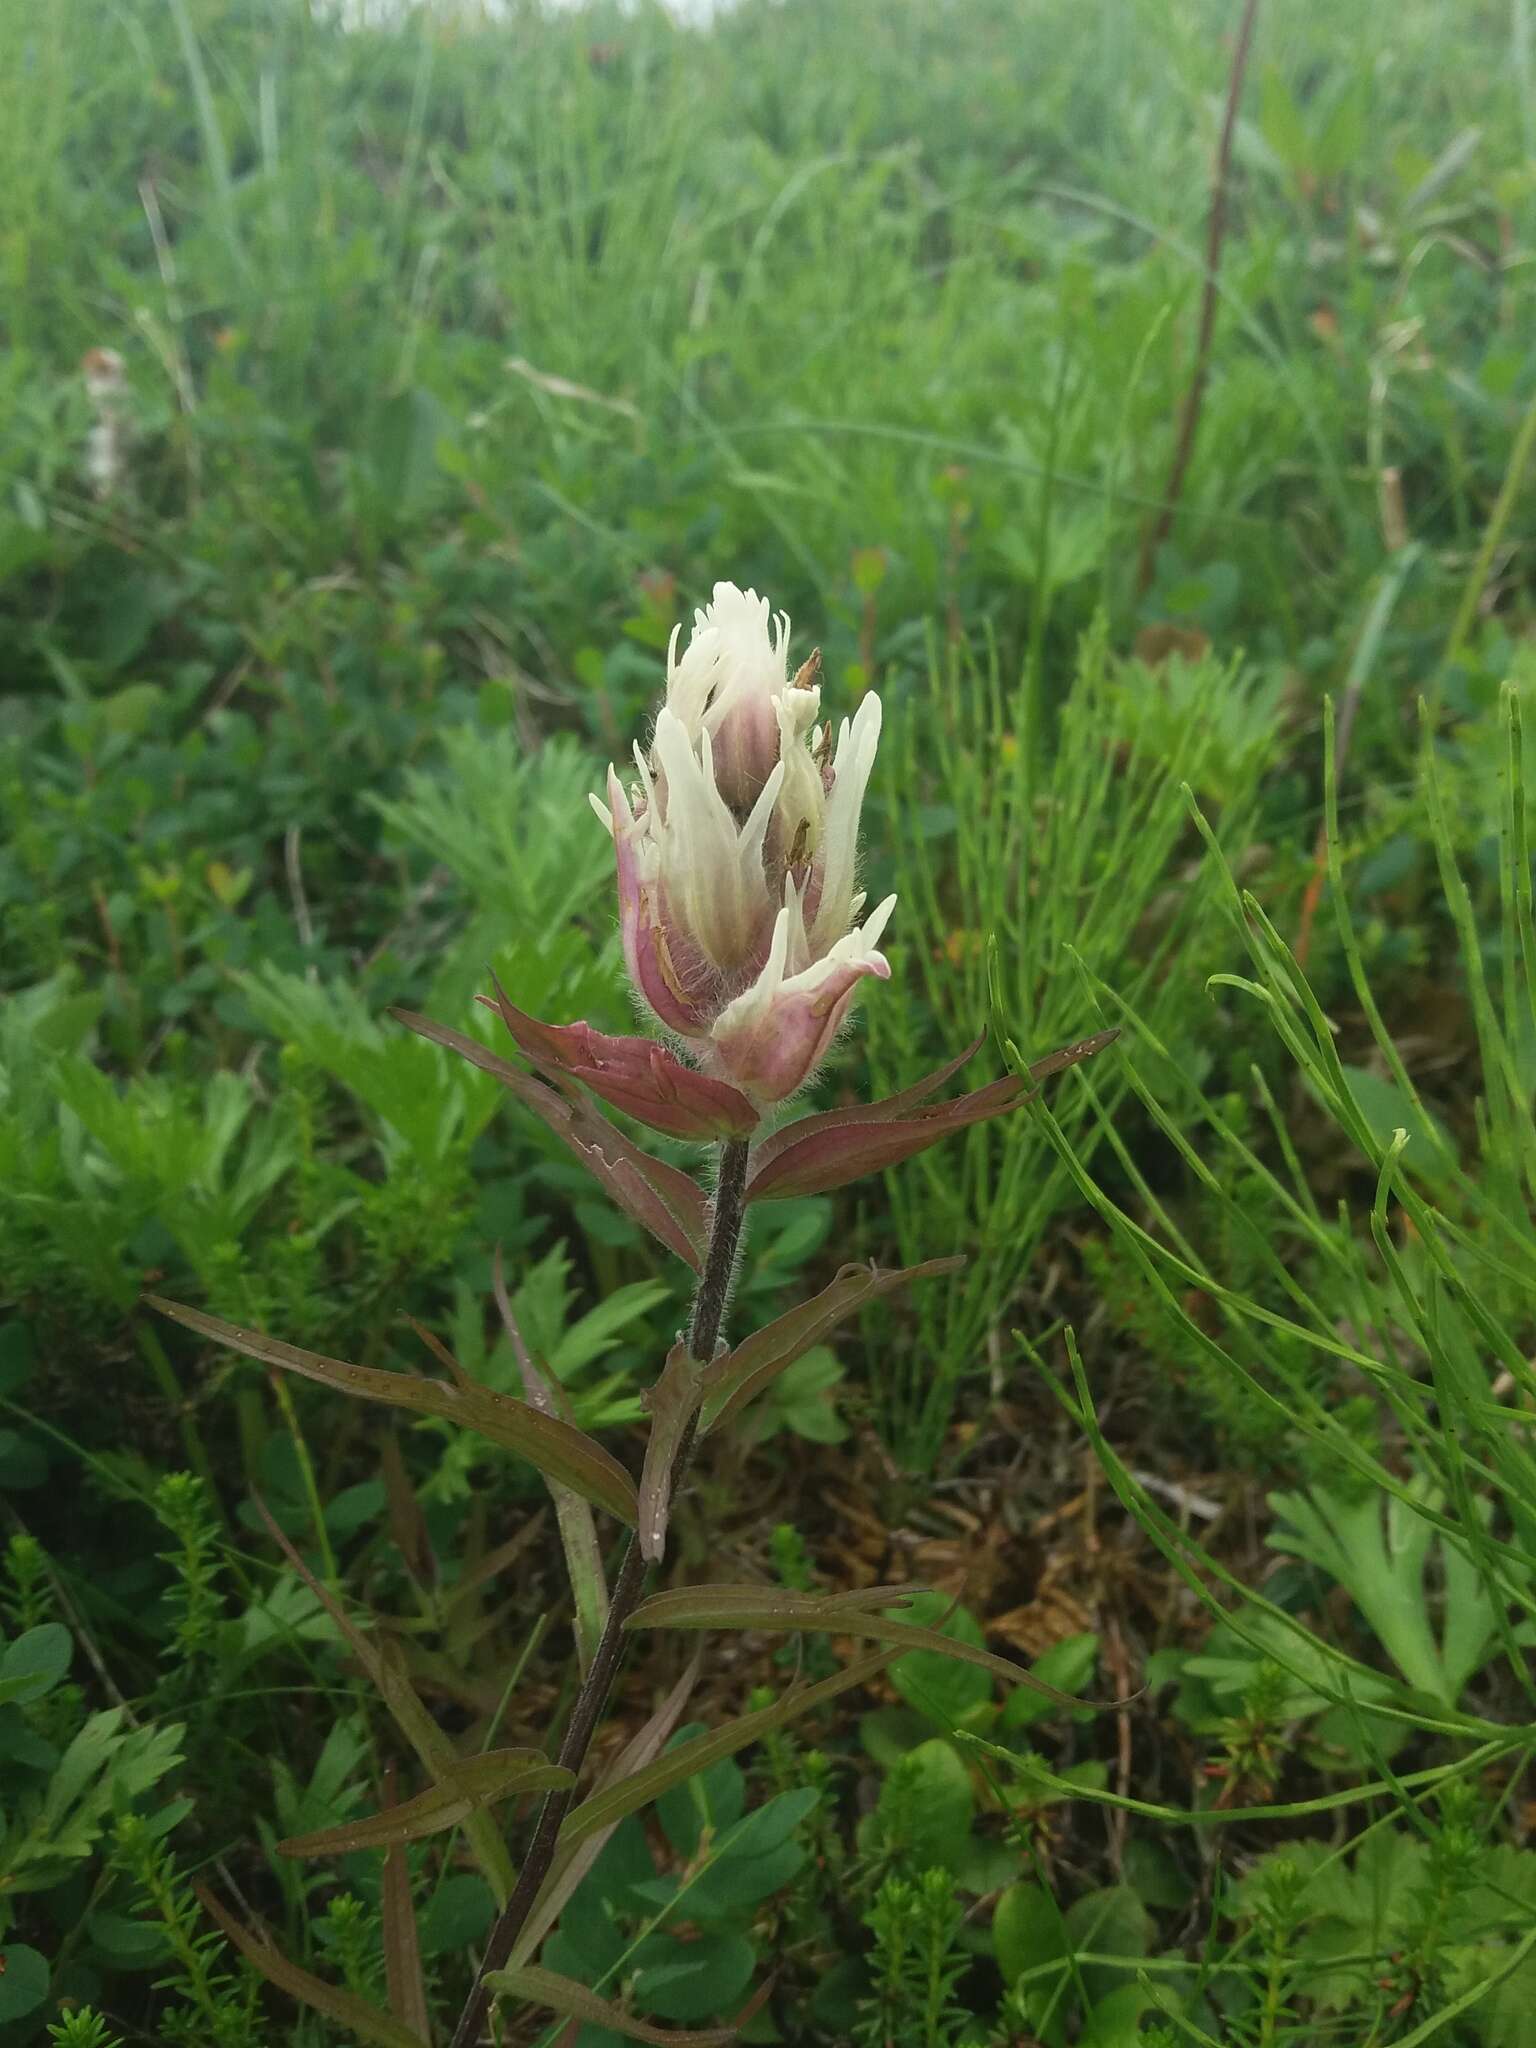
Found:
[513,1655,702,1969]
[554,1648,891,1860]
[700,1257,964,1434]
[1024,1028,1121,1084]
[746,1036,987,1184]
[479,978,760,1140]
[149,1296,639,1526]
[392,1008,707,1267]
[197,1888,426,2048]
[249,1495,516,1906]
[638,1341,707,1562]
[629,1588,1087,1712]
[745,1077,1028,1200]
[744,1028,1120,1202]
[487,1965,734,2045]
[278,1749,573,1857]
[493,1248,608,1673]
[379,1770,430,2044]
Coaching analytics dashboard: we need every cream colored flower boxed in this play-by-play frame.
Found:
[591,581,894,1103]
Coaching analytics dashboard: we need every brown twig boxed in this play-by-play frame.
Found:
[448,1137,752,2048]
[1135,0,1262,598]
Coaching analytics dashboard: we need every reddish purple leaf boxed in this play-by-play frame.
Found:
[745,1028,1120,1202]
[391,1007,707,1269]
[380,1769,430,2044]
[745,1034,987,1184]
[746,1075,1027,1201]
[479,978,760,1140]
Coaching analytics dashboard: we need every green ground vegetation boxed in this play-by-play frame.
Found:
[2,0,1535,2041]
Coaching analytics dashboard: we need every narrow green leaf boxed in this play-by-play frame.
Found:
[149,1295,638,1526]
[197,1889,426,2048]
[250,1495,516,1906]
[629,1587,1087,1711]
[279,1748,572,1857]
[701,1259,963,1435]
[488,1964,734,2044]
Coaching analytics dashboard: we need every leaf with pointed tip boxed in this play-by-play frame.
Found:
[745,1029,1120,1202]
[149,1296,638,1526]
[392,1008,707,1267]
[746,1077,1028,1200]
[513,1656,702,1969]
[479,977,759,1139]
[197,1888,426,2048]
[248,1493,516,1905]
[279,1748,573,1857]
[554,1648,890,1861]
[638,1342,707,1562]
[746,1035,986,1184]
[379,1770,429,2043]
[700,1258,964,1434]
[1023,1028,1121,1083]
[488,1965,734,2045]
[629,1588,1089,1711]
[493,1249,608,1672]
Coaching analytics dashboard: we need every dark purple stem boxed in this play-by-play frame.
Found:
[448,1136,751,2048]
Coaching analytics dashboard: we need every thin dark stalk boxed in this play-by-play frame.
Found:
[1134,0,1261,597]
[448,1137,752,2048]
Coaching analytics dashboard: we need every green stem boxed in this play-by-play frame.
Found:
[1436,381,1536,701]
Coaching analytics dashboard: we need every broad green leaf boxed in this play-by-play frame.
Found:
[1064,1886,1152,2005]
[656,1726,746,1859]
[629,1587,1086,1711]
[872,1738,974,1872]
[1080,1984,1152,2046]
[888,1593,991,1725]
[150,1295,638,1525]
[279,1749,572,1856]
[197,1889,426,2048]
[634,1931,756,2022]
[0,1946,49,2023]
[1000,1633,1101,1732]
[0,1624,72,1706]
[488,1965,734,2044]
[994,1883,1069,2046]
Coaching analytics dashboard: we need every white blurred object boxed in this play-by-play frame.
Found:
[80,347,129,501]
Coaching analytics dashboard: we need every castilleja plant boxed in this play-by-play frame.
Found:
[151,581,1115,2048]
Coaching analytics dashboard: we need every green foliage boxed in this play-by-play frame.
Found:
[537,1769,825,2040]
[855,1868,971,2048]
[3,0,1535,2039]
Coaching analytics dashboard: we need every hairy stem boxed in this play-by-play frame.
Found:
[449,1136,752,2048]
